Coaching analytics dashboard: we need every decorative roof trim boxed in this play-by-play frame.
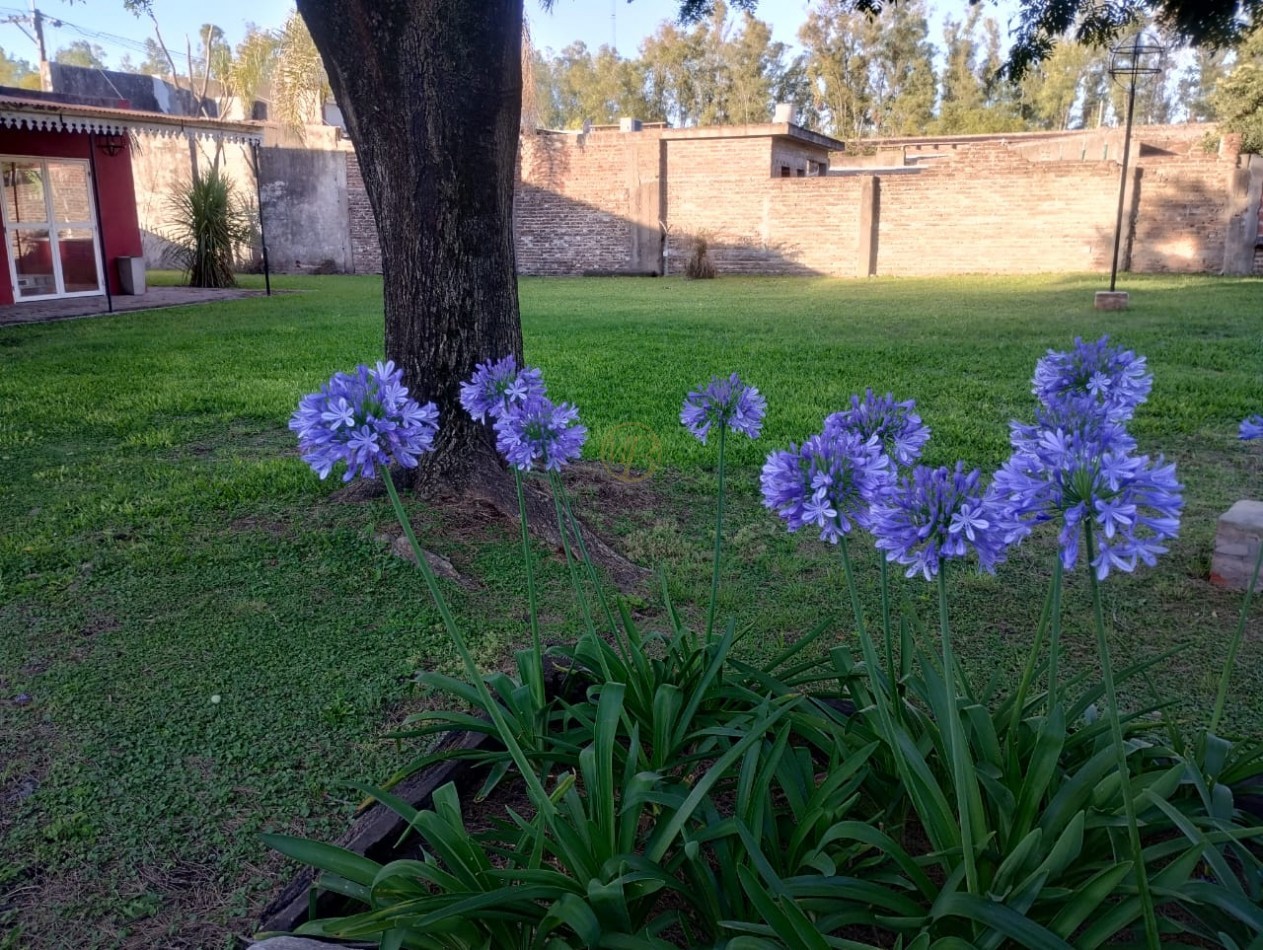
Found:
[0,110,261,145]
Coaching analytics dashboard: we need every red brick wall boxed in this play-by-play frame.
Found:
[875,147,1120,275]
[345,150,381,275]
[1129,158,1229,273]
[515,131,663,275]
[345,130,1242,280]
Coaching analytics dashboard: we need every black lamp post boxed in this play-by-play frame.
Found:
[1099,34,1164,308]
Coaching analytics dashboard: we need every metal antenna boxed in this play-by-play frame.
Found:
[1106,33,1164,293]
[611,0,617,53]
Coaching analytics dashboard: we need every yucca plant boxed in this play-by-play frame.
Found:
[165,167,254,288]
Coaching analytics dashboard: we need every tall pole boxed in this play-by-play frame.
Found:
[86,135,114,315]
[250,142,272,296]
[1109,72,1139,292]
[30,1,49,91]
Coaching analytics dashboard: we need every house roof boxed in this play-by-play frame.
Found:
[659,122,846,152]
[0,93,261,145]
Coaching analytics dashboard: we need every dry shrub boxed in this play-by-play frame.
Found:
[683,234,716,280]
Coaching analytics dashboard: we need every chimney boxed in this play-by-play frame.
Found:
[773,102,796,125]
[618,117,643,133]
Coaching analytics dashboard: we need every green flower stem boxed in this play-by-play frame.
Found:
[381,470,554,816]
[547,474,610,683]
[1084,521,1159,948]
[556,475,618,637]
[937,565,979,896]
[706,423,728,642]
[879,556,896,695]
[1047,557,1065,713]
[1209,539,1263,735]
[1006,567,1056,741]
[514,469,544,706]
[549,480,597,637]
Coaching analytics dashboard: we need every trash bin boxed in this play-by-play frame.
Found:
[117,257,146,295]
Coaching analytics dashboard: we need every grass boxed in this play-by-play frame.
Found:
[0,271,1261,947]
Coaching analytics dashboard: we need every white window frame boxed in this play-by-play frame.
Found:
[1,155,105,301]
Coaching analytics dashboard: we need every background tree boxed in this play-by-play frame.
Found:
[798,0,934,138]
[1214,23,1263,151]
[864,0,935,136]
[1178,46,1230,122]
[53,40,108,69]
[798,0,874,138]
[0,47,40,89]
[271,11,330,135]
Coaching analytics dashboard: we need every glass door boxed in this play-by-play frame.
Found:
[2,157,104,301]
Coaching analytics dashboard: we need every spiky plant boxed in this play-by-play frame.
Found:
[166,168,254,288]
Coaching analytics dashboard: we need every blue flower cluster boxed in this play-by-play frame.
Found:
[871,464,1007,580]
[990,336,1182,580]
[681,373,767,444]
[493,397,587,473]
[823,389,930,466]
[1242,415,1263,441]
[460,355,587,473]
[458,355,545,423]
[1031,335,1151,423]
[289,361,440,481]
[761,431,891,543]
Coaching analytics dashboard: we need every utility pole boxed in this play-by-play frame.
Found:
[30,1,50,90]
[1094,34,1164,312]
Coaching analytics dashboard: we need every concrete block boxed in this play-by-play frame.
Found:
[1211,500,1263,592]
[1094,291,1130,311]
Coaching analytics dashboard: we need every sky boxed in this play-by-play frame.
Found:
[1,0,1024,71]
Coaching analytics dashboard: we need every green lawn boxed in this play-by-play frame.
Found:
[1,272,1261,947]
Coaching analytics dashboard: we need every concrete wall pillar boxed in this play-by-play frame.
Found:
[1222,154,1263,276]
[858,175,880,277]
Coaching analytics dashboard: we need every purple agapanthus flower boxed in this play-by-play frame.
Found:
[1032,335,1152,423]
[681,373,767,444]
[761,430,892,543]
[989,424,1183,580]
[289,361,439,481]
[823,389,931,466]
[870,463,1008,580]
[494,396,587,472]
[459,355,546,423]
[1241,415,1263,441]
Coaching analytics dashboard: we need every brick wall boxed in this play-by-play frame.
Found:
[875,147,1120,275]
[346,150,381,275]
[343,127,1244,280]
[1129,158,1229,273]
[515,131,660,275]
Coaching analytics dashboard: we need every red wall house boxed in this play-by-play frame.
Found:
[0,93,261,307]
[0,128,141,305]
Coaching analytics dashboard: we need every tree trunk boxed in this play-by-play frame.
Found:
[295,0,524,492]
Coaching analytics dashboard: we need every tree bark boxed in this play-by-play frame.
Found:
[295,0,525,492]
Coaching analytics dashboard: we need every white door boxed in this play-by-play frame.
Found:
[1,157,105,301]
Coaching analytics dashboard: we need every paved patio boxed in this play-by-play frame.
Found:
[0,287,272,327]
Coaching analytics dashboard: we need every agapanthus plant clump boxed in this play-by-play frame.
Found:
[288,361,439,481]
[823,388,930,466]
[761,430,891,543]
[270,343,1263,950]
